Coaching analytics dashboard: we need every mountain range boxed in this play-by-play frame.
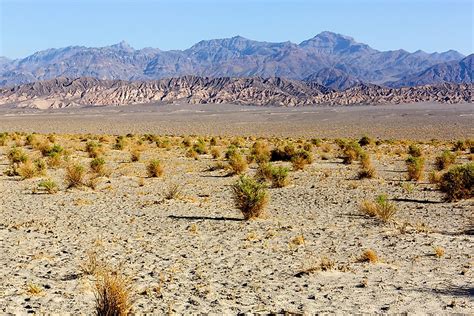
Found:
[0,32,471,89]
[0,76,471,109]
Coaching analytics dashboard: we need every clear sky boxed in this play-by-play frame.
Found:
[0,0,472,59]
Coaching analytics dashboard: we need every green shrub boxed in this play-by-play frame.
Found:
[231,176,268,220]
[439,163,473,201]
[7,147,28,164]
[406,156,425,181]
[228,153,248,175]
[38,179,59,194]
[270,166,290,188]
[146,159,164,177]
[291,150,313,170]
[358,135,373,147]
[341,141,363,164]
[435,150,456,171]
[408,144,422,157]
[90,157,107,176]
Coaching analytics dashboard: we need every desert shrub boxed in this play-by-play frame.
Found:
[406,156,425,181]
[114,136,126,150]
[311,138,322,146]
[359,194,397,222]
[85,141,103,158]
[192,139,207,154]
[251,141,271,163]
[303,142,313,152]
[39,142,64,157]
[255,162,274,182]
[453,140,467,152]
[270,144,296,162]
[210,137,218,146]
[291,150,313,170]
[65,163,86,188]
[408,144,422,157]
[186,148,199,159]
[25,134,37,146]
[435,150,456,171]
[182,137,192,147]
[94,269,133,316]
[38,179,58,194]
[228,153,248,175]
[165,183,182,200]
[320,143,332,153]
[358,249,379,264]
[7,147,29,164]
[358,152,376,179]
[429,170,443,184]
[146,159,164,177]
[34,159,47,175]
[439,163,473,201]
[48,152,63,168]
[358,135,373,147]
[270,166,290,188]
[130,147,141,162]
[341,141,363,164]
[0,132,8,146]
[90,157,107,176]
[210,147,221,159]
[225,145,238,159]
[231,175,269,220]
[17,161,38,179]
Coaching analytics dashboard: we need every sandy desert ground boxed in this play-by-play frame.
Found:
[0,102,473,140]
[0,103,473,314]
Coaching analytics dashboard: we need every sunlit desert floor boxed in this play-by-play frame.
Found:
[0,128,472,314]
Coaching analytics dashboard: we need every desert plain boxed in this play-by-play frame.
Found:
[0,102,472,314]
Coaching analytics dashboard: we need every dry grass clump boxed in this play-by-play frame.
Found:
[130,146,142,162]
[232,175,269,220]
[210,147,221,159]
[435,150,456,171]
[114,136,126,150]
[359,194,397,222]
[146,159,164,177]
[291,150,313,171]
[340,141,363,164]
[453,140,467,152]
[439,163,473,201]
[90,157,109,177]
[17,161,39,180]
[65,163,87,188]
[38,179,59,194]
[251,141,271,163]
[165,183,182,200]
[358,152,376,179]
[429,170,443,184]
[358,249,379,264]
[94,269,133,316]
[228,152,248,175]
[406,156,425,181]
[86,141,104,158]
[433,246,445,258]
[192,139,207,155]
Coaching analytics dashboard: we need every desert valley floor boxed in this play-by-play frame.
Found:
[0,102,472,314]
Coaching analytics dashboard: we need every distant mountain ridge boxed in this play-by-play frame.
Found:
[388,54,473,87]
[0,76,471,109]
[0,32,469,88]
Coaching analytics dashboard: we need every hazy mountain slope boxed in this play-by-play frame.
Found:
[304,67,362,90]
[0,76,470,109]
[0,32,466,87]
[388,54,473,87]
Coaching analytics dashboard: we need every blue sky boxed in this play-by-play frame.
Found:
[0,0,472,58]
